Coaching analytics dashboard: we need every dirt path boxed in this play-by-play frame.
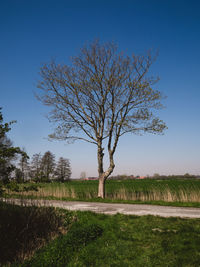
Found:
[2,198,200,218]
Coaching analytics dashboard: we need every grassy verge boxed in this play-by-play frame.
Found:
[0,201,75,266]
[1,201,200,266]
[15,210,200,266]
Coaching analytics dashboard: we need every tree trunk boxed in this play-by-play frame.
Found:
[97,140,115,198]
[98,176,106,198]
[97,159,115,199]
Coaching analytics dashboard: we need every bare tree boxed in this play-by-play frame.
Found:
[17,148,30,182]
[37,40,167,198]
[18,152,29,182]
[80,171,86,179]
[55,157,71,182]
[30,153,42,181]
[40,151,55,182]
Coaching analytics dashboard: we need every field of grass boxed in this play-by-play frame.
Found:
[5,178,200,207]
[1,201,200,267]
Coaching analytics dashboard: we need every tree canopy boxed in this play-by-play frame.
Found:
[37,40,167,198]
[0,108,26,182]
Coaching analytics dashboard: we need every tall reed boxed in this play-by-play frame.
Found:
[107,187,200,202]
[5,179,200,203]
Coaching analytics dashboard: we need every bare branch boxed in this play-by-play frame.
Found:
[37,40,167,197]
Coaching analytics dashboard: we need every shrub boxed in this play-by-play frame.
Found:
[0,202,74,265]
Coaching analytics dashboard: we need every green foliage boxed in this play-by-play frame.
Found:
[0,181,4,196]
[5,181,20,192]
[22,184,39,192]
[3,181,39,194]
[0,202,74,266]
[0,180,21,196]
[0,108,28,181]
[40,173,51,183]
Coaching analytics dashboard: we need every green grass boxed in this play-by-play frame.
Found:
[1,201,200,266]
[15,210,200,267]
[4,178,200,207]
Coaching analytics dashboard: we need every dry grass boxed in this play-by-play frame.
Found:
[11,185,76,199]
[0,201,74,266]
[108,187,200,202]
[8,181,200,203]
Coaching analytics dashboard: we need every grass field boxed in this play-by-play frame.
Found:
[1,201,200,267]
[5,178,200,207]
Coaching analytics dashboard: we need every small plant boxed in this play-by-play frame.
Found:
[22,184,39,192]
[5,181,20,192]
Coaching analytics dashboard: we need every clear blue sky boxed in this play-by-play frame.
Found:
[1,0,200,178]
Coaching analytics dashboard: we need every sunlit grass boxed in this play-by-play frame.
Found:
[15,210,200,267]
[1,200,200,266]
[5,179,200,205]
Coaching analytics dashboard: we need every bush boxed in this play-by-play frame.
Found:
[0,182,4,196]
[0,202,74,266]
[5,181,20,192]
[22,184,39,192]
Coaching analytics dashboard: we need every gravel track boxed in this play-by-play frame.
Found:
[2,198,200,218]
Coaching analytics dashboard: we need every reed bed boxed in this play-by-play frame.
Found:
[6,179,200,203]
[108,187,200,202]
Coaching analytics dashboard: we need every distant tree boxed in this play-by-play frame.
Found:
[183,173,194,178]
[0,108,26,182]
[40,151,55,182]
[30,153,42,181]
[153,173,160,178]
[37,40,167,198]
[15,168,23,183]
[80,171,86,179]
[18,149,29,182]
[55,157,71,182]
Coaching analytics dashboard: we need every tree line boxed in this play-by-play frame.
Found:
[0,108,71,184]
[16,151,71,183]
